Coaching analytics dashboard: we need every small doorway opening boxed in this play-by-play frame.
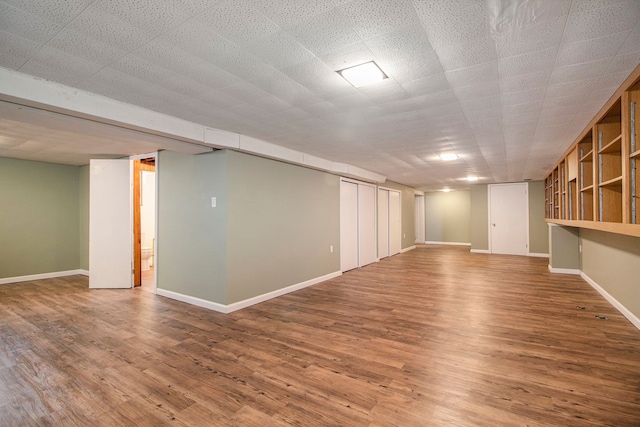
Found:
[133,157,156,291]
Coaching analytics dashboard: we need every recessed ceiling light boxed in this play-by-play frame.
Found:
[439,153,458,161]
[467,176,479,182]
[442,188,451,192]
[337,61,387,88]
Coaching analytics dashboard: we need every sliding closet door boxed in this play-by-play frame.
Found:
[377,189,389,259]
[389,190,402,256]
[358,184,377,267]
[340,180,359,271]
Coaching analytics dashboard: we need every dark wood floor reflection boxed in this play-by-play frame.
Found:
[1,245,640,426]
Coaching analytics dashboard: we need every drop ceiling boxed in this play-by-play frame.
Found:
[0,0,639,191]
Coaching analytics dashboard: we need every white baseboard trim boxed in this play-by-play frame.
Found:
[580,272,640,331]
[529,252,550,258]
[425,241,471,246]
[0,269,89,285]
[156,288,227,313]
[400,245,416,253]
[548,265,581,275]
[470,249,490,254]
[226,271,342,313]
[157,270,342,314]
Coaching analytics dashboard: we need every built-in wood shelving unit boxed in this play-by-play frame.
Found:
[545,64,640,238]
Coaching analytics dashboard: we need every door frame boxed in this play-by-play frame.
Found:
[340,177,378,271]
[130,152,158,293]
[488,182,529,255]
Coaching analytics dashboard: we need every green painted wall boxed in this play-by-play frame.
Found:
[380,181,416,249]
[226,151,340,304]
[548,224,580,270]
[156,150,228,304]
[79,165,89,271]
[528,181,548,254]
[580,230,640,320]
[470,184,489,251]
[0,157,80,278]
[424,190,470,244]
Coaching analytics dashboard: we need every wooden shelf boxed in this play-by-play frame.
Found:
[599,176,623,187]
[546,219,640,238]
[599,134,622,153]
[544,63,640,234]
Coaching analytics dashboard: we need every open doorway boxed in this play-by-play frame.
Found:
[133,157,156,291]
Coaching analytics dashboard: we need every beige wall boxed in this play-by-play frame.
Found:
[424,190,470,244]
[156,150,228,304]
[548,224,580,270]
[0,157,81,278]
[528,181,548,254]
[580,229,640,320]
[379,181,416,249]
[470,184,489,251]
[226,151,340,303]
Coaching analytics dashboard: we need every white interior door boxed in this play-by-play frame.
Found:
[358,184,377,267]
[89,159,132,288]
[389,190,402,256]
[377,189,389,259]
[415,195,425,244]
[340,181,359,271]
[489,183,528,255]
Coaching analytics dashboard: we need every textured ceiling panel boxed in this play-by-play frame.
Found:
[0,0,639,190]
[0,2,62,43]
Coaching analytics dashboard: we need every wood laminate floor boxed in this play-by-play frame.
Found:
[1,245,640,426]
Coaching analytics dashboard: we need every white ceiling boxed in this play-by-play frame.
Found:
[0,0,639,191]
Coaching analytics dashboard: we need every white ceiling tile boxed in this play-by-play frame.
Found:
[401,73,451,97]
[248,0,342,28]
[20,46,103,86]
[364,21,433,64]
[417,1,487,46]
[605,50,640,75]
[0,2,63,44]
[92,0,192,37]
[546,77,600,99]
[499,70,550,93]
[498,47,557,78]
[68,5,155,52]
[556,31,630,67]
[452,80,500,100]
[436,37,497,72]
[445,61,499,88]
[495,16,566,58]
[246,30,315,69]
[317,41,376,71]
[48,29,127,66]
[563,1,640,44]
[384,51,444,84]
[339,0,420,41]
[288,9,361,57]
[109,55,176,84]
[549,57,611,84]
[501,87,547,106]
[195,0,281,47]
[0,30,40,70]
[1,0,92,25]
[280,58,353,100]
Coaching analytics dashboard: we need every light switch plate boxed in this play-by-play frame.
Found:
[211,197,216,208]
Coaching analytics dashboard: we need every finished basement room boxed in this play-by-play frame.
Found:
[1,1,640,426]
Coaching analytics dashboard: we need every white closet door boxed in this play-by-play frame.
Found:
[89,159,132,289]
[377,189,390,259]
[358,184,377,267]
[389,190,402,256]
[489,183,528,255]
[340,181,359,271]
